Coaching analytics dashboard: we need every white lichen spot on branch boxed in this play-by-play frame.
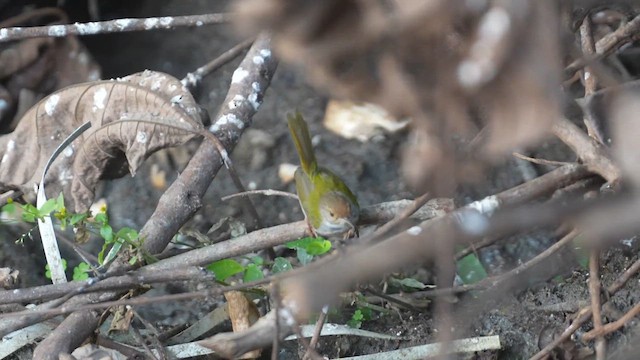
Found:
[144,18,159,29]
[455,210,490,236]
[114,19,134,30]
[466,195,500,216]
[74,22,101,35]
[209,113,244,133]
[47,25,67,37]
[259,49,271,58]
[248,82,262,110]
[407,226,422,236]
[159,17,174,27]
[232,68,249,84]
[228,95,246,109]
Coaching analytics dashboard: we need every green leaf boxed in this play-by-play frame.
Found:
[243,263,264,283]
[100,225,114,243]
[116,227,139,242]
[102,240,124,265]
[456,253,488,284]
[98,243,108,264]
[305,239,331,255]
[93,212,108,226]
[21,204,39,223]
[1,202,16,214]
[251,256,264,266]
[38,199,58,216]
[296,248,314,265]
[287,237,331,255]
[272,257,293,273]
[55,193,65,210]
[70,212,89,225]
[207,259,245,282]
[72,262,90,281]
[347,309,364,328]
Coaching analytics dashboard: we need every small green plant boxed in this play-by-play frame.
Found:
[347,306,378,329]
[44,260,93,281]
[72,262,92,281]
[206,236,331,283]
[2,194,144,267]
[286,237,332,265]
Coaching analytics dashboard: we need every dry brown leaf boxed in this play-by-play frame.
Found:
[223,290,261,359]
[0,267,19,289]
[0,70,204,212]
[323,100,409,142]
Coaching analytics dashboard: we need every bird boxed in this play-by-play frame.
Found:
[287,112,359,239]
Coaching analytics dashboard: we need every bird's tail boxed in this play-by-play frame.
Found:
[287,112,317,175]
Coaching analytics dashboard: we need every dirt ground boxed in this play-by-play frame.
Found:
[2,1,640,359]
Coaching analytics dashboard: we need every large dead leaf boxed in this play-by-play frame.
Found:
[0,70,204,212]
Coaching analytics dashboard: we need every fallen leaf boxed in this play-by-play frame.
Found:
[323,100,409,142]
[0,70,204,212]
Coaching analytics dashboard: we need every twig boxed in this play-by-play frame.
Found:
[565,13,640,75]
[200,130,264,230]
[303,306,328,360]
[130,323,159,360]
[580,16,605,143]
[365,192,431,242]
[2,278,272,319]
[133,309,167,360]
[361,285,421,311]
[0,266,211,306]
[182,37,254,90]
[552,117,620,183]
[512,152,572,167]
[589,249,606,360]
[0,13,232,42]
[221,189,299,202]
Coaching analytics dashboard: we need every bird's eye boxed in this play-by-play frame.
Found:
[329,211,335,218]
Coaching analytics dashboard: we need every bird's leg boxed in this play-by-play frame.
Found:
[342,225,359,241]
[305,218,319,238]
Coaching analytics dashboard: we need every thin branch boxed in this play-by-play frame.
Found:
[221,189,299,202]
[512,152,572,167]
[303,306,328,360]
[182,37,254,90]
[589,249,606,360]
[0,13,232,43]
[582,303,640,342]
[580,16,605,143]
[552,117,620,183]
[565,13,640,75]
